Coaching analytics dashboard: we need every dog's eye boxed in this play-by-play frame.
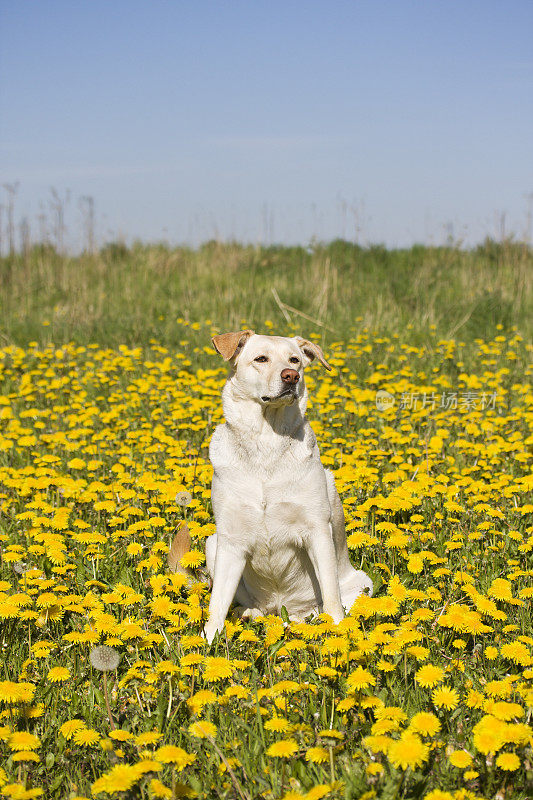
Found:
[254,355,268,363]
[289,357,300,364]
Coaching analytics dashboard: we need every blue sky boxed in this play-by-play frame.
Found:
[1,0,532,248]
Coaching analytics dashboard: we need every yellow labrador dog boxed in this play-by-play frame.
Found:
[204,330,372,643]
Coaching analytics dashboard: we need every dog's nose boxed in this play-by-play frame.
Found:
[281,368,299,385]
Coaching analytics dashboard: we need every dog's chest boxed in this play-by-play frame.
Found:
[210,421,329,550]
[237,431,304,476]
[246,489,311,579]
[221,466,317,552]
[211,420,317,476]
[244,477,311,540]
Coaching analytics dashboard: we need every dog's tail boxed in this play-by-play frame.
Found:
[167,523,193,576]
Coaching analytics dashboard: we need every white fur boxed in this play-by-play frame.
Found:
[204,334,373,643]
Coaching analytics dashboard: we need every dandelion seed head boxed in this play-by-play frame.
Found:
[90,646,120,672]
[175,491,192,507]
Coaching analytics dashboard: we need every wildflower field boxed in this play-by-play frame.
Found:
[1,243,533,800]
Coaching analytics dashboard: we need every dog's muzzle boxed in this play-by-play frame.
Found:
[261,387,296,403]
[261,369,300,403]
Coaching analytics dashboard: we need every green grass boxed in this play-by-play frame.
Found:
[1,238,531,349]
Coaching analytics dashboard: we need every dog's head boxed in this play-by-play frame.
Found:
[212,330,331,407]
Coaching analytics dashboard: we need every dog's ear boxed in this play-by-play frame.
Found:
[295,337,331,370]
[211,329,255,362]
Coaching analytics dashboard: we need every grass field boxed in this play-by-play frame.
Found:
[1,239,531,348]
[0,240,532,800]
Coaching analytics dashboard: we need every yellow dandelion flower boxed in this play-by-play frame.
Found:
[305,746,329,763]
[0,727,11,744]
[155,660,179,675]
[318,729,344,741]
[363,734,393,755]
[9,732,40,751]
[0,786,43,799]
[0,600,20,620]
[409,712,441,737]
[472,715,508,754]
[372,718,400,735]
[264,717,292,733]
[448,749,473,768]
[376,659,396,672]
[374,706,407,724]
[485,701,524,721]
[134,731,163,747]
[73,728,101,746]
[67,458,85,470]
[306,786,334,800]
[388,731,429,770]
[10,751,40,763]
[238,629,259,642]
[407,554,424,573]
[224,685,248,699]
[47,666,70,682]
[466,689,484,709]
[154,745,196,769]
[432,686,460,710]
[187,689,217,714]
[315,666,338,678]
[366,763,384,776]
[109,729,133,741]
[0,681,35,704]
[270,680,301,695]
[149,779,173,799]
[179,550,205,568]
[91,764,143,794]
[59,719,86,739]
[485,678,513,699]
[500,641,532,666]
[180,653,204,668]
[100,738,113,752]
[337,697,356,712]
[505,723,531,746]
[134,759,162,774]
[266,739,299,757]
[346,666,376,691]
[407,645,430,661]
[488,578,514,601]
[203,656,233,682]
[496,752,520,771]
[189,720,217,738]
[415,664,444,688]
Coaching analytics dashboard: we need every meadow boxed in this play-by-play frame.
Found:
[0,240,532,800]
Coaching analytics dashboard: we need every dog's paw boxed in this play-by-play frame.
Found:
[231,605,262,622]
[288,613,305,623]
[203,623,222,645]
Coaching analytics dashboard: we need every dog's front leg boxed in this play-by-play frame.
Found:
[308,528,345,624]
[204,537,246,644]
